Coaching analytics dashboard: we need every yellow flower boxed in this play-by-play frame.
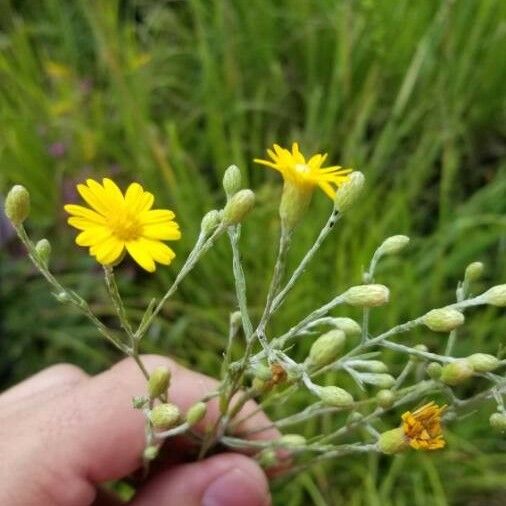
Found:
[64,178,181,272]
[254,143,352,200]
[401,402,446,450]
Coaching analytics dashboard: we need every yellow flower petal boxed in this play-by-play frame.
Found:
[76,227,111,247]
[126,240,156,272]
[139,209,176,224]
[92,237,125,265]
[142,222,181,240]
[64,204,106,224]
[141,238,176,265]
[77,183,110,216]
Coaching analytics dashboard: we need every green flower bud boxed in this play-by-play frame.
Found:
[252,377,268,393]
[258,449,278,468]
[35,239,51,267]
[360,373,396,389]
[426,362,442,380]
[332,317,361,336]
[201,209,221,234]
[347,411,363,425]
[307,329,346,367]
[482,285,506,307]
[143,445,159,461]
[149,403,180,430]
[132,396,149,409]
[464,261,484,282]
[489,412,506,433]
[316,386,354,407]
[410,344,429,363]
[440,359,474,386]
[466,353,499,373]
[378,427,408,455]
[223,164,242,198]
[252,363,272,381]
[186,401,207,426]
[223,189,255,225]
[344,284,390,307]
[148,366,171,399]
[280,434,306,447]
[352,360,389,373]
[4,185,30,225]
[376,389,395,408]
[422,308,465,332]
[55,291,70,303]
[378,235,410,255]
[334,171,365,213]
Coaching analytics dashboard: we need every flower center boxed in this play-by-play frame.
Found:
[108,212,142,241]
[294,163,310,175]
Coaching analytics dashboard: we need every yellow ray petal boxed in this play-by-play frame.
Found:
[126,240,156,272]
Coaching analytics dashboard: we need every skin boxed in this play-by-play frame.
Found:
[0,355,278,506]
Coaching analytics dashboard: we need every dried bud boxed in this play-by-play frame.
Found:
[422,308,465,332]
[376,389,395,409]
[186,401,207,426]
[4,185,30,225]
[334,171,365,213]
[464,261,484,282]
[489,412,506,433]
[440,359,474,386]
[149,403,181,430]
[426,362,442,380]
[466,353,499,373]
[343,284,390,307]
[222,164,242,197]
[35,239,51,266]
[148,366,171,399]
[482,285,506,307]
[316,386,354,407]
[223,189,255,225]
[332,317,361,336]
[378,427,408,455]
[280,434,306,447]
[201,209,221,234]
[270,363,287,385]
[378,235,410,255]
[143,446,159,461]
[307,329,346,367]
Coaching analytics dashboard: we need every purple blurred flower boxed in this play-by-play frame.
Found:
[48,142,67,159]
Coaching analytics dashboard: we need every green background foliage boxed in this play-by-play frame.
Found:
[0,1,505,503]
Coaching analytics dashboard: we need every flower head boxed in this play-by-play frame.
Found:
[254,143,352,200]
[64,178,181,272]
[401,402,446,450]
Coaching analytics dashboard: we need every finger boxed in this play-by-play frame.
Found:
[132,453,270,506]
[0,363,88,411]
[0,354,279,505]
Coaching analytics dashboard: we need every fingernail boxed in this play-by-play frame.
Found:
[202,468,270,506]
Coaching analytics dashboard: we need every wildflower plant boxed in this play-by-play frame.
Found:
[4,143,506,480]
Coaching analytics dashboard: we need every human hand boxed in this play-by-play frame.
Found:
[0,356,276,506]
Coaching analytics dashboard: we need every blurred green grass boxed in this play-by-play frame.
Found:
[0,0,505,504]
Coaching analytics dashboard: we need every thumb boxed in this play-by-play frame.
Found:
[132,453,271,506]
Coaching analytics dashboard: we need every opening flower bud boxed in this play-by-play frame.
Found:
[440,359,474,386]
[186,401,207,426]
[378,427,409,454]
[307,329,346,367]
[279,178,313,231]
[489,412,506,433]
[332,317,361,336]
[426,362,442,380]
[482,285,506,307]
[148,366,171,399]
[334,171,365,213]
[149,403,181,430]
[280,434,306,447]
[316,385,354,407]
[344,284,390,308]
[223,189,255,225]
[201,209,221,234]
[35,238,51,267]
[4,185,30,225]
[464,261,484,282]
[466,353,499,373]
[422,308,465,332]
[378,235,410,255]
[376,389,395,409]
[222,164,242,198]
